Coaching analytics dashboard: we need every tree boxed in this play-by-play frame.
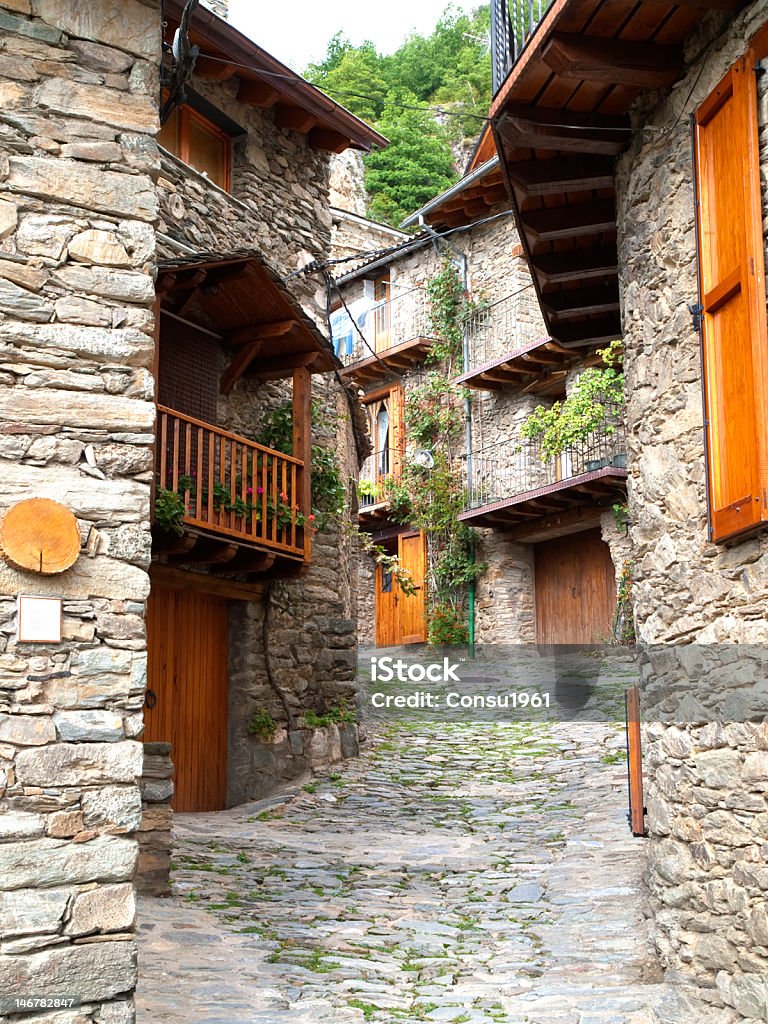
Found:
[364,99,457,227]
[311,47,389,124]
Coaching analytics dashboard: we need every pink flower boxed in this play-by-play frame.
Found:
[280,491,288,501]
[246,487,253,496]
[308,514,315,522]
[256,486,264,495]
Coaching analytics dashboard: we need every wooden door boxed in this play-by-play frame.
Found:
[375,553,399,646]
[398,531,427,644]
[145,586,230,812]
[534,529,616,645]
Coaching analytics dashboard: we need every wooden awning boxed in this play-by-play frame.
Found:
[340,336,433,386]
[459,466,627,538]
[401,158,509,231]
[455,337,588,395]
[158,253,339,385]
[164,0,388,154]
[489,0,750,347]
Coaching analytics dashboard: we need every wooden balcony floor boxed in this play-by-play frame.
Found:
[340,336,433,385]
[456,337,589,395]
[152,524,306,581]
[459,466,627,540]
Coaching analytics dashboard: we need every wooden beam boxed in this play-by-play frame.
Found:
[504,505,604,543]
[248,351,321,382]
[671,0,741,8]
[542,33,683,89]
[217,551,277,576]
[309,128,351,153]
[293,365,312,562]
[227,321,296,347]
[150,563,265,601]
[506,156,615,196]
[275,105,317,133]
[535,247,618,285]
[194,56,237,81]
[169,538,239,565]
[220,340,264,395]
[498,107,630,156]
[521,200,616,242]
[541,287,620,319]
[237,78,282,108]
[550,316,622,347]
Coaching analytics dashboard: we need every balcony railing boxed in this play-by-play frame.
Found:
[358,446,401,510]
[155,406,307,558]
[463,289,549,373]
[491,0,552,94]
[464,414,626,510]
[333,287,433,369]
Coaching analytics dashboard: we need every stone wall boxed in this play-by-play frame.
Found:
[136,742,173,898]
[329,149,367,216]
[615,1,768,1016]
[0,0,160,1019]
[330,206,409,273]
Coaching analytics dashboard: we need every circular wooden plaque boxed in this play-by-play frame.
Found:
[1,498,81,574]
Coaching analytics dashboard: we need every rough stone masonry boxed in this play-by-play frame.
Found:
[0,1,161,1019]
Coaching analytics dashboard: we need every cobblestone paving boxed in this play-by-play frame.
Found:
[137,719,672,1024]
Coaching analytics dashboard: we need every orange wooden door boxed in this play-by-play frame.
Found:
[145,586,229,812]
[534,529,616,645]
[375,552,399,647]
[398,531,427,645]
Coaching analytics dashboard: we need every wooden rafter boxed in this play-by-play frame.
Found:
[506,156,615,196]
[542,33,683,89]
[521,200,616,241]
[237,78,282,108]
[498,106,630,155]
[275,105,317,133]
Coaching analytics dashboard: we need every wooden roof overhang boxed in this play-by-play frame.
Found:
[459,466,627,534]
[164,0,388,154]
[340,336,434,387]
[488,0,749,347]
[401,159,510,231]
[455,336,589,394]
[158,253,340,386]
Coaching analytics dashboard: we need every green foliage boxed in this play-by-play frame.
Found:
[305,8,493,227]
[434,524,486,591]
[365,101,456,228]
[520,341,624,461]
[613,560,636,645]
[257,401,346,529]
[612,502,630,531]
[247,710,277,740]
[154,488,187,535]
[304,703,356,728]
[428,602,469,645]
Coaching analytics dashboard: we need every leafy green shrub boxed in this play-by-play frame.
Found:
[428,603,469,645]
[154,488,187,535]
[247,710,277,740]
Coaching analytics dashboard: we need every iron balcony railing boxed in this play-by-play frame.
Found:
[463,289,549,373]
[464,412,626,510]
[491,0,552,94]
[154,406,308,558]
[358,446,402,509]
[333,287,433,368]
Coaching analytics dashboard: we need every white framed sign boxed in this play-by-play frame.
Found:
[17,595,62,643]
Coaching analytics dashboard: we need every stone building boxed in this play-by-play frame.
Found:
[0,0,382,1017]
[489,0,768,1018]
[334,143,629,649]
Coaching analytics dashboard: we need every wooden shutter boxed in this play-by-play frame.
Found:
[390,383,406,479]
[694,55,768,542]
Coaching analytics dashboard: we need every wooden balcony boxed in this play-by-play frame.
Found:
[335,288,434,386]
[153,406,309,579]
[460,417,627,541]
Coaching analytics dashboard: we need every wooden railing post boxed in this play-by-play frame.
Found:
[292,366,312,561]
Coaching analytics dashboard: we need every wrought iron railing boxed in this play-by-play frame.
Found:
[154,406,307,558]
[463,289,549,373]
[358,446,402,508]
[333,287,433,368]
[464,413,626,510]
[491,0,552,94]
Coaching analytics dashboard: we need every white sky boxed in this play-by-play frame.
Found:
[229,1,468,73]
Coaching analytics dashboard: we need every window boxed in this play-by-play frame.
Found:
[694,54,768,542]
[373,273,391,353]
[158,104,231,191]
[359,385,405,501]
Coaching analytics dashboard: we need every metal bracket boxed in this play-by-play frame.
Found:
[688,302,704,333]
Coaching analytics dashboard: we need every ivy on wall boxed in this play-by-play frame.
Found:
[386,257,487,644]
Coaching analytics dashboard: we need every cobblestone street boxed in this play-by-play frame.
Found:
[136,712,678,1024]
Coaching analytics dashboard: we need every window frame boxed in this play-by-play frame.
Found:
[158,102,232,193]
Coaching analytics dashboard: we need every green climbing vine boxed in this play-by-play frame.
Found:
[521,340,624,460]
[612,560,636,645]
[387,257,487,644]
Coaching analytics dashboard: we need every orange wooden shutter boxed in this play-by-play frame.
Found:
[390,383,406,478]
[694,55,768,542]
